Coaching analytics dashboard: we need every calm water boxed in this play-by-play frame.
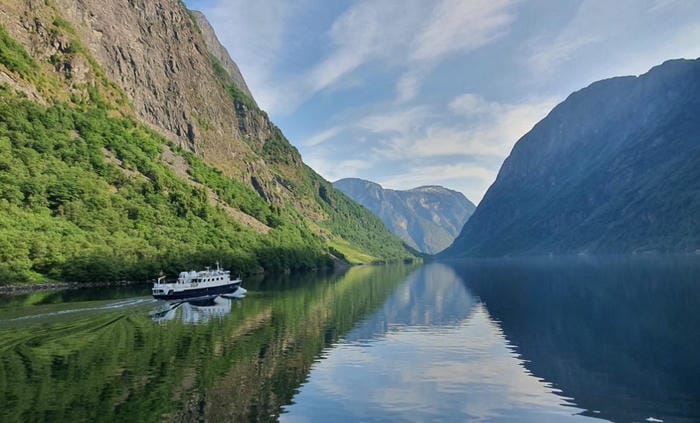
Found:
[0,257,699,422]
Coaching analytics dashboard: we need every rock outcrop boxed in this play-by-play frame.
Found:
[189,10,255,104]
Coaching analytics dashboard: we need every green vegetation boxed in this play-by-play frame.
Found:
[184,8,203,34]
[0,86,330,284]
[328,238,376,264]
[209,54,258,111]
[0,22,413,285]
[0,25,44,88]
[315,177,412,263]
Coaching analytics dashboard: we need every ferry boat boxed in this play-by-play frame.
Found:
[152,263,242,300]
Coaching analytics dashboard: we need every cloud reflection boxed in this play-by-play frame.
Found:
[281,263,596,422]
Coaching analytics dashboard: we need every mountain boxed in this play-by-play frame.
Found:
[189,10,256,105]
[334,178,475,254]
[0,0,413,283]
[443,58,700,258]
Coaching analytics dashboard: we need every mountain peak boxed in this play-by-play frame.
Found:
[334,179,475,254]
[410,185,460,195]
[443,57,700,257]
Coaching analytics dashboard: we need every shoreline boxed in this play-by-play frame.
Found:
[0,262,356,295]
[0,258,423,295]
[0,279,149,295]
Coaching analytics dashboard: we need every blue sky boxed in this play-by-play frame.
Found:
[184,0,700,204]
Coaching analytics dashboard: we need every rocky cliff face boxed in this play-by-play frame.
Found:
[0,0,342,215]
[3,0,295,206]
[442,58,700,257]
[189,10,255,104]
[334,178,475,254]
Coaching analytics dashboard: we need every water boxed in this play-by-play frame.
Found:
[0,257,698,422]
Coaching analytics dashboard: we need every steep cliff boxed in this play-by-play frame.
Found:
[189,10,255,104]
[443,58,700,257]
[0,0,413,283]
[49,0,275,188]
[334,178,475,254]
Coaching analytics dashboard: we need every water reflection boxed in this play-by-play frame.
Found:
[1,257,698,422]
[449,255,700,423]
[346,264,478,343]
[0,265,415,422]
[282,263,593,422]
[151,296,234,324]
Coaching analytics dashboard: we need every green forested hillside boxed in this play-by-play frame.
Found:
[0,21,413,284]
[0,88,323,282]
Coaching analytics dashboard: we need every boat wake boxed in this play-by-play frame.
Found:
[7,297,158,322]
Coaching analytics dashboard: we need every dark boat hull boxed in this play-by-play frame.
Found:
[153,281,241,300]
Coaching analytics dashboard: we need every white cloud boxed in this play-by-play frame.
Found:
[410,0,515,62]
[196,0,518,115]
[524,0,700,82]
[357,106,431,135]
[446,94,557,157]
[449,93,502,116]
[193,0,700,207]
[302,150,374,183]
[525,1,637,75]
[365,95,556,161]
[306,0,424,94]
[393,0,516,102]
[308,0,516,103]
[395,70,423,103]
[304,94,556,202]
[304,126,345,147]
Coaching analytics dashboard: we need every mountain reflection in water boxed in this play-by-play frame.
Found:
[1,257,698,422]
[282,263,592,422]
[450,256,700,423]
[0,265,416,422]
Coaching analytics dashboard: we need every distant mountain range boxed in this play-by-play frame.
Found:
[442,58,700,257]
[334,178,475,254]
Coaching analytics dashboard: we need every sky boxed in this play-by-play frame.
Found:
[184,0,700,204]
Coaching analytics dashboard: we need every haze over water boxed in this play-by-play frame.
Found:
[1,257,698,422]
